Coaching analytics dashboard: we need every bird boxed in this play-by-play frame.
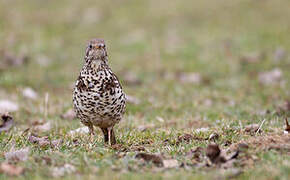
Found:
[73,38,126,145]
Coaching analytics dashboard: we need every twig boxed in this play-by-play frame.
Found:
[256,118,266,135]
[44,92,49,118]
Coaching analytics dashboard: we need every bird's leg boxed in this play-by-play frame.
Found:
[88,123,95,143]
[108,127,116,145]
[101,128,109,144]
[110,128,116,145]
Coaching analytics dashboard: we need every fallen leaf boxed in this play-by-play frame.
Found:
[176,133,193,145]
[126,95,140,105]
[69,126,89,135]
[273,47,286,62]
[34,156,52,165]
[111,144,128,152]
[22,87,38,100]
[206,143,226,164]
[122,71,142,86]
[195,127,210,133]
[0,163,24,176]
[135,153,163,167]
[0,50,29,71]
[33,122,51,132]
[28,135,62,148]
[186,147,204,163]
[51,139,63,147]
[276,100,290,115]
[130,145,146,152]
[240,52,264,64]
[51,164,76,177]
[0,113,14,132]
[209,133,219,141]
[177,72,202,84]
[244,124,261,134]
[0,100,19,113]
[61,109,76,120]
[258,68,283,85]
[5,148,29,163]
[28,135,50,147]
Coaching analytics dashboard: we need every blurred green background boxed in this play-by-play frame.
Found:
[0,0,289,179]
[0,0,289,123]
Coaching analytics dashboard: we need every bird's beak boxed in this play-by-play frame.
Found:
[94,45,101,49]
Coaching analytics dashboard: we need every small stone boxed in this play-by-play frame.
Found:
[22,87,38,100]
[0,100,19,113]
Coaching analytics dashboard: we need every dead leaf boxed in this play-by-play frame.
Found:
[22,87,38,100]
[177,72,202,84]
[0,113,14,132]
[244,124,260,133]
[186,147,204,163]
[126,95,140,105]
[33,122,51,132]
[51,139,63,147]
[34,156,52,165]
[276,100,290,115]
[5,148,29,163]
[28,135,62,148]
[209,133,219,141]
[111,144,128,152]
[28,135,50,147]
[176,133,193,145]
[195,127,210,133]
[130,145,146,152]
[240,52,264,64]
[61,109,76,120]
[206,143,227,164]
[69,126,89,135]
[122,71,142,86]
[135,153,163,167]
[258,68,283,85]
[0,50,29,71]
[0,100,19,113]
[273,47,286,62]
[51,164,76,177]
[0,163,24,176]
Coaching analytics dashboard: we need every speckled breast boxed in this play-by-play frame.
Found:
[73,67,126,127]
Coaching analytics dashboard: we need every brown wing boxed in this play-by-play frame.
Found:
[76,76,87,93]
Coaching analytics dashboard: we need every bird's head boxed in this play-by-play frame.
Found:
[85,38,107,62]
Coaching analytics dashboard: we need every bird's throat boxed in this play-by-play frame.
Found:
[90,59,102,70]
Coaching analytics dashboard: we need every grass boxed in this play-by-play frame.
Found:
[0,0,289,179]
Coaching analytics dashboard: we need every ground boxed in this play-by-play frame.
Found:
[0,0,289,179]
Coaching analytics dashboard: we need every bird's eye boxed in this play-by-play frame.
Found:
[89,45,93,49]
